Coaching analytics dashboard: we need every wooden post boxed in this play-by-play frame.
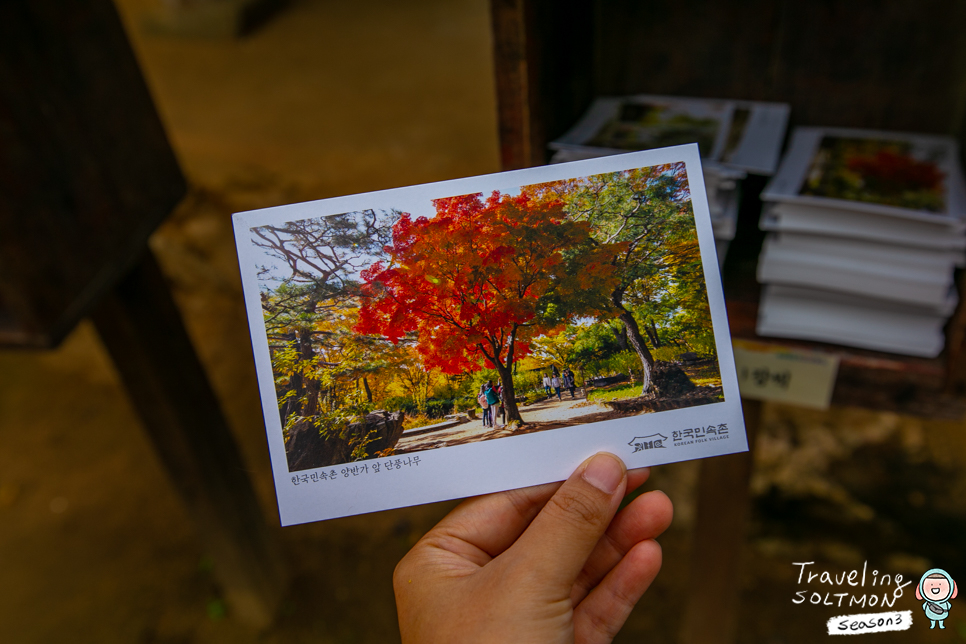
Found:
[0,0,186,348]
[489,0,595,171]
[490,0,541,170]
[681,398,761,644]
[91,251,289,628]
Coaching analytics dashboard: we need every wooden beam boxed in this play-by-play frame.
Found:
[488,0,595,170]
[681,398,761,644]
[490,0,540,170]
[91,251,289,628]
[0,0,185,348]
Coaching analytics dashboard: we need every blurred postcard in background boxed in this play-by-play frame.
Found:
[761,127,966,228]
[233,144,746,525]
[548,95,791,271]
[757,127,966,357]
[550,94,790,176]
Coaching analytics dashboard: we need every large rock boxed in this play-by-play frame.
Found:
[588,374,630,388]
[286,410,405,472]
[603,386,723,414]
[649,360,697,398]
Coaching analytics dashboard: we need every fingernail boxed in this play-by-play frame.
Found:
[582,453,624,494]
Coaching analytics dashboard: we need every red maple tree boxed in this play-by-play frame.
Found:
[357,191,616,422]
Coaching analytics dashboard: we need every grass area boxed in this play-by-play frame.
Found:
[685,362,722,387]
[586,362,723,403]
[523,390,546,405]
[587,382,641,403]
[402,415,442,430]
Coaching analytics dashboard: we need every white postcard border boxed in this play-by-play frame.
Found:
[233,144,746,525]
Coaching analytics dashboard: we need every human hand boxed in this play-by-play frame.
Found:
[393,452,673,643]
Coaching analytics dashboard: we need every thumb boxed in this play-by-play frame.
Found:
[507,453,627,591]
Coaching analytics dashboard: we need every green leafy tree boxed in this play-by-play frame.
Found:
[252,210,396,441]
[530,326,579,371]
[528,164,706,394]
[631,233,716,356]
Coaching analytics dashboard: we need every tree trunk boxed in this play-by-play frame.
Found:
[281,370,302,424]
[643,325,658,349]
[617,307,655,395]
[488,330,523,423]
[362,376,373,403]
[494,360,522,422]
[298,326,320,416]
[613,322,629,351]
[645,318,662,349]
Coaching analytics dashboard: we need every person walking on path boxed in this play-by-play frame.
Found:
[551,375,562,401]
[484,381,501,428]
[563,368,577,399]
[542,374,552,397]
[478,384,491,427]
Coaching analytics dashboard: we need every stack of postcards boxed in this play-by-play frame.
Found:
[549,94,791,268]
[757,127,966,357]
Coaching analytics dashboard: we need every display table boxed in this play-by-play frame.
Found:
[489,2,966,641]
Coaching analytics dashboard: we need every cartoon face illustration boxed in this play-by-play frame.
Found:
[916,568,958,629]
[922,576,953,602]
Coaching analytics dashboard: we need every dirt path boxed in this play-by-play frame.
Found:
[395,391,616,453]
[518,390,612,423]
[395,419,516,453]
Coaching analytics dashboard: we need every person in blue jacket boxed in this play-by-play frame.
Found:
[484,381,501,428]
[478,384,491,427]
[916,568,958,629]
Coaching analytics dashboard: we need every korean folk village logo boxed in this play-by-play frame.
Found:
[790,561,959,635]
[628,424,730,453]
[628,434,666,452]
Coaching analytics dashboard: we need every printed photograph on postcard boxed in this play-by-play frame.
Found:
[761,126,965,225]
[550,95,791,177]
[801,135,948,212]
[234,145,746,524]
[584,98,728,157]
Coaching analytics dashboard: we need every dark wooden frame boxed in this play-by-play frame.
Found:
[0,0,288,626]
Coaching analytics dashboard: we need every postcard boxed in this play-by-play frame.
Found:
[758,284,947,358]
[233,144,747,525]
[761,127,966,225]
[760,203,966,250]
[550,95,790,176]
